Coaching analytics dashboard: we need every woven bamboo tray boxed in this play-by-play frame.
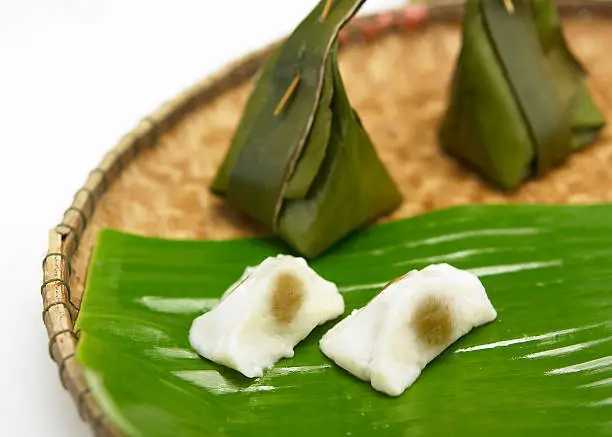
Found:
[41,1,612,435]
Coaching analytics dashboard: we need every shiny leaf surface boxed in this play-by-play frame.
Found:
[77,204,612,437]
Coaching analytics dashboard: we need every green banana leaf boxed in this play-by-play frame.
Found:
[439,0,605,190]
[210,0,401,259]
[77,204,612,437]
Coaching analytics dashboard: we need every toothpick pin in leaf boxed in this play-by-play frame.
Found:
[211,0,402,259]
[438,0,605,190]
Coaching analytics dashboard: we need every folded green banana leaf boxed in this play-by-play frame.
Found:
[211,0,402,259]
[439,0,605,190]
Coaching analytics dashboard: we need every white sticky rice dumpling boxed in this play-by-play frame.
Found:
[189,254,344,378]
[319,263,497,396]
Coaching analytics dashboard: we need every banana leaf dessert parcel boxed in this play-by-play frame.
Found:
[438,0,606,191]
[75,203,612,437]
[210,0,402,259]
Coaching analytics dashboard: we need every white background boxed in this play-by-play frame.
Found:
[0,1,405,435]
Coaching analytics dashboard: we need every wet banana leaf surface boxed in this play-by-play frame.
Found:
[439,0,605,190]
[77,204,612,437]
[211,0,401,259]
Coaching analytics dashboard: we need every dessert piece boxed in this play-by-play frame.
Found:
[439,0,605,190]
[189,254,344,378]
[319,263,497,396]
[210,0,401,258]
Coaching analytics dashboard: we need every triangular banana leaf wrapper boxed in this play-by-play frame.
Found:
[211,0,402,259]
[439,0,606,190]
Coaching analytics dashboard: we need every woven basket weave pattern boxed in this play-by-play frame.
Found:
[41,2,612,435]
